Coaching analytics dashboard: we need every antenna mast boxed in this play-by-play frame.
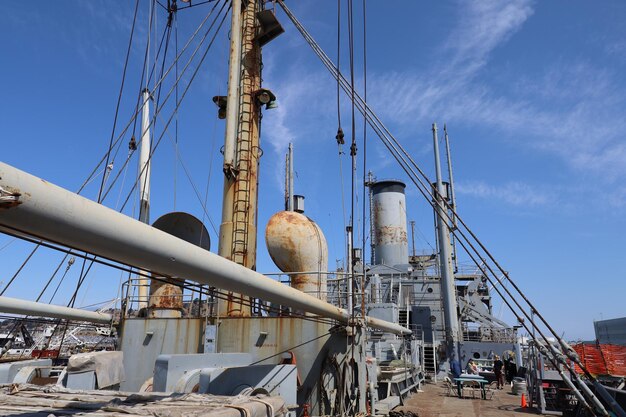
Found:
[443,124,459,271]
[285,143,294,211]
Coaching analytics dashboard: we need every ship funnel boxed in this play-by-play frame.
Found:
[371,180,409,267]
[149,212,211,317]
[265,211,328,301]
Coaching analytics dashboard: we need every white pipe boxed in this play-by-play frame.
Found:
[139,88,152,221]
[0,163,410,336]
[138,88,153,309]
[0,296,112,325]
[222,0,242,171]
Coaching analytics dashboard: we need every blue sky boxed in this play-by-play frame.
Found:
[1,1,625,340]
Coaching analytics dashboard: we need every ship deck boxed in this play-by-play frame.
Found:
[396,381,539,417]
[0,383,285,417]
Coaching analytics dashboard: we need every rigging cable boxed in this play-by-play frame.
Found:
[360,0,368,319]
[36,255,72,302]
[34,4,226,301]
[347,0,357,319]
[174,5,179,210]
[140,3,175,222]
[97,0,141,204]
[0,248,37,296]
[173,145,219,235]
[33,2,163,327]
[103,0,229,207]
[117,0,230,224]
[0,238,15,252]
[335,0,348,266]
[76,0,219,202]
[1,1,228,314]
[275,4,614,411]
[346,3,359,414]
[99,1,222,196]
[336,0,342,130]
[130,2,160,141]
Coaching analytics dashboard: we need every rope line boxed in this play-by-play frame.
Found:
[98,0,141,204]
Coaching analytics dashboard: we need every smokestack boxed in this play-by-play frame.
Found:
[370,180,409,267]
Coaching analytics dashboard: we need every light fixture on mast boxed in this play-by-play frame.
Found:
[254,88,277,109]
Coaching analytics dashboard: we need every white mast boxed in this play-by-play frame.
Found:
[222,0,242,174]
[137,88,152,309]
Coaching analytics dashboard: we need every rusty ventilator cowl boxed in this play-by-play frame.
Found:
[265,211,328,301]
[149,212,211,317]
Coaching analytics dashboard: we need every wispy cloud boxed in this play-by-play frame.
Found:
[263,62,336,155]
[267,0,626,209]
[444,0,534,75]
[365,0,626,183]
[368,0,535,124]
[456,180,553,208]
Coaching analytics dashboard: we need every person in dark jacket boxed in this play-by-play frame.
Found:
[450,356,462,379]
[505,357,517,384]
[493,355,504,389]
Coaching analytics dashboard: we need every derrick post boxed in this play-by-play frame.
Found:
[432,123,460,355]
[218,0,262,317]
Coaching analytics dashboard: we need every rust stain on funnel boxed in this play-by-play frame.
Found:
[265,211,328,301]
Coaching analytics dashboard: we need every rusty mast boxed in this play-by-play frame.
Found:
[217,0,262,317]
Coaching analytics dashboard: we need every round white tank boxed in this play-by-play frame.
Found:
[265,211,328,300]
[371,180,409,266]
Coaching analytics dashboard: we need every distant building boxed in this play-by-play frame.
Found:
[594,317,626,346]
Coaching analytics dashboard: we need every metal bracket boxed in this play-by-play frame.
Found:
[0,185,21,208]
[223,163,240,179]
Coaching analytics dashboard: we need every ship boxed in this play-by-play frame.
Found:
[0,1,624,416]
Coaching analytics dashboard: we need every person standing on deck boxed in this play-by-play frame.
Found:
[450,356,462,379]
[504,357,512,384]
[493,355,504,389]
[505,356,517,384]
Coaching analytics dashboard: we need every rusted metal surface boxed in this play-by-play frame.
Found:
[265,211,328,300]
[218,0,262,317]
[0,185,21,208]
[371,180,409,266]
[374,224,408,246]
[148,280,183,316]
[149,212,209,316]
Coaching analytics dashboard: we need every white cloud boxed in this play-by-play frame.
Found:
[456,180,553,208]
[262,66,335,155]
[444,0,534,74]
[263,0,626,206]
[363,1,626,183]
[368,0,535,124]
